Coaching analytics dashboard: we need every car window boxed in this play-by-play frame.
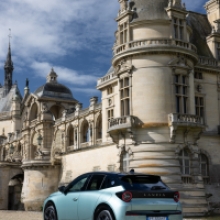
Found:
[120,175,167,190]
[87,175,105,191]
[68,175,90,192]
[101,175,120,189]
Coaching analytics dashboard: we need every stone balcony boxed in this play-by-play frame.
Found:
[168,113,205,143]
[168,113,205,127]
[97,72,117,87]
[108,116,135,133]
[113,38,197,56]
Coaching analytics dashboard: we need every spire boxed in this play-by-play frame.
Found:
[3,30,14,97]
[4,43,13,69]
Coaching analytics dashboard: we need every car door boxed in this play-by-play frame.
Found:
[63,174,91,220]
[77,174,106,220]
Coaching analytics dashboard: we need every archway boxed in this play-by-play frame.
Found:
[8,174,24,210]
[50,105,64,120]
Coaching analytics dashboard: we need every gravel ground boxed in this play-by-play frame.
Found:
[0,211,42,220]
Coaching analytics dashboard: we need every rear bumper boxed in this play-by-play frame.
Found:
[125,211,182,220]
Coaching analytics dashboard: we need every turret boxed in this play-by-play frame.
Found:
[205,0,220,60]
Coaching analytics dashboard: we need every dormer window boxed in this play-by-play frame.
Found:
[119,23,128,44]
[173,18,184,40]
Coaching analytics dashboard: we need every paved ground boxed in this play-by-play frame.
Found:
[0,211,219,220]
[0,211,42,220]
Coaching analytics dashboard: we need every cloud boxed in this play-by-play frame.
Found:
[31,61,98,86]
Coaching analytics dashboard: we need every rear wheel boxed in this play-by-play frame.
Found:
[96,209,113,220]
[44,204,57,220]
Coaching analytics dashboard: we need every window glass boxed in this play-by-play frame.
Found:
[68,175,90,192]
[101,176,120,189]
[120,175,167,190]
[87,175,105,191]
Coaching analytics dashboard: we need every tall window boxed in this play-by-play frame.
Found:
[108,109,114,120]
[120,77,130,116]
[81,121,89,143]
[175,74,188,114]
[217,42,220,60]
[123,152,129,172]
[199,154,209,184]
[120,23,128,44]
[195,97,204,118]
[173,18,184,40]
[68,125,74,146]
[107,86,113,95]
[179,149,192,184]
[179,149,190,175]
[194,71,203,79]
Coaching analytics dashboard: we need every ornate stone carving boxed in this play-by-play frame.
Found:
[116,58,133,74]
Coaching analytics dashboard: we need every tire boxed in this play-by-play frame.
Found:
[96,209,114,220]
[44,204,57,220]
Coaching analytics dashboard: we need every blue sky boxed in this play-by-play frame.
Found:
[0,0,207,107]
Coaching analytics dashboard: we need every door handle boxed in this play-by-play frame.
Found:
[73,198,78,201]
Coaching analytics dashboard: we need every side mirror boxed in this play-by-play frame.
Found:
[58,186,66,193]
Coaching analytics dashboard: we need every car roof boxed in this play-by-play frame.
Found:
[80,171,160,178]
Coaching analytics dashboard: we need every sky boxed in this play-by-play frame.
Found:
[0,0,207,107]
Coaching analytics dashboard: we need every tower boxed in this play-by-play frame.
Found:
[3,43,14,97]
[97,0,208,216]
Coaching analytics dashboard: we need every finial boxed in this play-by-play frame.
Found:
[8,28,12,46]
[25,78,29,88]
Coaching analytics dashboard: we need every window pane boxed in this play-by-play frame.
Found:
[176,96,180,113]
[183,97,187,113]
[185,167,190,175]
[87,175,105,190]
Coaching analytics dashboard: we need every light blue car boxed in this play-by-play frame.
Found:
[43,171,183,220]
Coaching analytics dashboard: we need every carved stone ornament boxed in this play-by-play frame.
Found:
[116,58,133,75]
[168,55,190,68]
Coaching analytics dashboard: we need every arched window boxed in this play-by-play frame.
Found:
[67,125,74,147]
[179,149,192,184]
[199,154,209,184]
[30,103,38,121]
[50,105,64,120]
[81,120,89,143]
[96,116,102,140]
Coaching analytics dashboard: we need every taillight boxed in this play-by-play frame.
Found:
[122,191,132,202]
[174,191,180,202]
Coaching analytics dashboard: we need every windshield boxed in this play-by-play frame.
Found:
[120,175,168,190]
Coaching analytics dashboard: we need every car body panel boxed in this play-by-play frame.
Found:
[43,172,183,220]
[77,191,102,220]
[130,198,178,211]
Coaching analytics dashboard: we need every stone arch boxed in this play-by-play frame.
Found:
[80,119,89,143]
[8,173,24,210]
[50,104,65,120]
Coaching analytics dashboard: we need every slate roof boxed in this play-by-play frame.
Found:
[34,82,76,100]
[130,0,169,22]
[0,85,22,112]
[187,11,213,58]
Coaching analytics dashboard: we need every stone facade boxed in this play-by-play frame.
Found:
[0,0,219,217]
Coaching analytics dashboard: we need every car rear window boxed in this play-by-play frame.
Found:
[120,175,168,190]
